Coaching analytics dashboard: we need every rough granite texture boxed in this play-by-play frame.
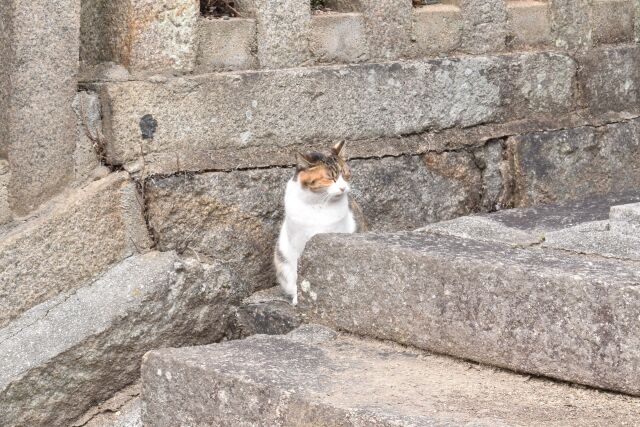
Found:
[0,172,151,328]
[0,161,10,225]
[99,51,575,174]
[3,0,80,214]
[309,13,367,64]
[360,0,413,60]
[254,0,311,68]
[72,91,103,182]
[73,384,142,427]
[591,0,635,45]
[508,119,640,207]
[413,5,463,56]
[297,230,640,395]
[142,326,640,426]
[459,0,507,54]
[195,18,257,72]
[550,0,593,50]
[231,286,302,338]
[0,251,245,427]
[506,0,552,48]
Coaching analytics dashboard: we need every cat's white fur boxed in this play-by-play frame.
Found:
[275,175,355,305]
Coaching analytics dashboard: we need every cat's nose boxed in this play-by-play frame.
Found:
[339,186,347,193]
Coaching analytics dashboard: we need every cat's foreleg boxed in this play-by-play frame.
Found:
[274,245,298,305]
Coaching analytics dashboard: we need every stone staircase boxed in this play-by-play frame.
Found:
[139,193,640,425]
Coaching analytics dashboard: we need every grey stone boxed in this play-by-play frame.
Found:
[0,161,10,225]
[99,51,575,175]
[254,0,311,68]
[309,13,368,64]
[0,251,244,427]
[543,220,640,260]
[146,168,289,292]
[195,18,258,72]
[73,91,103,183]
[550,0,593,50]
[73,384,141,427]
[142,328,640,426]
[0,172,152,328]
[418,215,543,246]
[609,202,640,235]
[413,4,463,56]
[591,0,635,45]
[2,0,80,214]
[459,0,508,54]
[636,0,640,42]
[360,0,414,60]
[506,0,552,48]
[297,231,640,395]
[232,287,301,338]
[577,46,640,115]
[507,119,640,207]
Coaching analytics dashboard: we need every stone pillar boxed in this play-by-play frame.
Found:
[459,0,508,54]
[254,0,311,68]
[2,0,81,215]
[359,0,414,60]
[549,0,593,50]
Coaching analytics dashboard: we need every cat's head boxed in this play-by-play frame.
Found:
[294,141,351,198]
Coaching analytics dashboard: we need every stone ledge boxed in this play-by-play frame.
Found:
[297,208,640,394]
[142,326,640,426]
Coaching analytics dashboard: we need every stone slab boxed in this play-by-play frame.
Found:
[142,325,640,426]
[360,0,414,60]
[577,46,640,115]
[99,51,575,174]
[550,0,593,50]
[507,119,640,207]
[459,0,508,54]
[297,231,640,395]
[231,286,302,338]
[0,172,152,328]
[3,0,80,214]
[413,5,463,56]
[310,13,368,64]
[506,0,552,48]
[591,0,635,45]
[0,251,243,427]
[254,0,311,68]
[610,202,640,234]
[195,18,258,72]
[0,160,10,225]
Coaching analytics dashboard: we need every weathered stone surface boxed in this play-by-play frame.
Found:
[360,0,413,60]
[506,0,552,48]
[0,251,244,427]
[254,0,311,68]
[351,154,482,231]
[73,91,103,183]
[0,172,152,328]
[297,231,640,395]
[100,0,199,73]
[232,286,301,338]
[142,326,640,426]
[508,119,640,207]
[146,168,289,292]
[195,18,258,72]
[591,0,635,45]
[0,161,10,225]
[459,0,508,54]
[419,215,543,246]
[550,0,593,50]
[3,0,80,214]
[610,202,640,235]
[413,5,463,56]
[73,384,141,427]
[577,46,640,115]
[100,51,575,174]
[310,13,367,64]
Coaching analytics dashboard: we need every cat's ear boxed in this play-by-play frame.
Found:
[296,152,315,169]
[332,141,346,158]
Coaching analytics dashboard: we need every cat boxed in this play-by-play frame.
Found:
[274,141,365,305]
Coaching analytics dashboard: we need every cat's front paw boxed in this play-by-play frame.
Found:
[291,294,298,306]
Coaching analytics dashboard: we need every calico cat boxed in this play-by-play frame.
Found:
[274,142,365,305]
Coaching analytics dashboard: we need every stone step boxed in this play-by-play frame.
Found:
[0,172,151,329]
[0,251,243,427]
[231,286,302,339]
[296,194,640,396]
[142,325,640,426]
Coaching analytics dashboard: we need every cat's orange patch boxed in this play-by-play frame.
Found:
[298,166,334,190]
